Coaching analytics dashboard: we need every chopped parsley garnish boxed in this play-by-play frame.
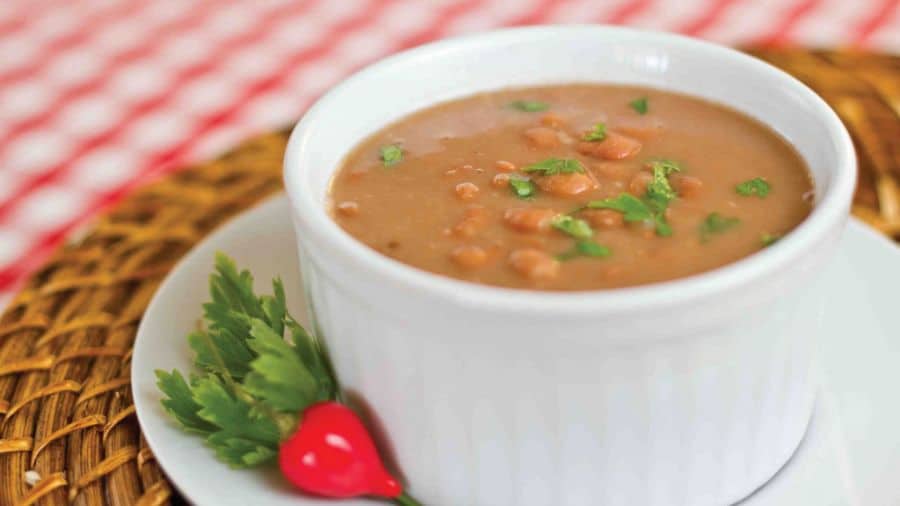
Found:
[587,191,673,237]
[584,160,680,237]
[574,240,610,257]
[761,233,781,247]
[509,177,536,199]
[508,100,549,112]
[558,240,611,261]
[736,177,771,198]
[551,214,593,240]
[645,158,681,205]
[379,144,403,166]
[700,213,741,242]
[522,158,585,176]
[583,122,607,142]
[654,219,673,237]
[629,97,649,115]
[587,194,651,222]
[642,159,682,233]
[648,159,682,176]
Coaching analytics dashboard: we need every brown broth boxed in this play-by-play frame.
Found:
[329,85,813,291]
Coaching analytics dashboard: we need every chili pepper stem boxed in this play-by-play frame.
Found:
[392,491,423,506]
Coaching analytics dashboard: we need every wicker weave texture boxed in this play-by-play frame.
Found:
[0,132,286,506]
[750,48,900,238]
[0,48,897,506]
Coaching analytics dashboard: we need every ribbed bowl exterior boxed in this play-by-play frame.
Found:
[297,238,820,506]
[283,27,854,506]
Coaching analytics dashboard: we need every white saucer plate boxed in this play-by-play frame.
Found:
[133,196,900,506]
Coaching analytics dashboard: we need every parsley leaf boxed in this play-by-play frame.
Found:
[583,122,607,142]
[700,213,741,242]
[191,374,282,468]
[242,319,331,413]
[645,159,681,210]
[558,240,611,261]
[155,369,217,435]
[380,144,403,166]
[551,215,593,239]
[587,194,652,222]
[587,160,681,238]
[761,233,781,247]
[508,100,549,112]
[629,97,649,115]
[193,374,281,441]
[509,177,536,198]
[736,177,771,198]
[577,240,611,257]
[587,192,673,237]
[156,253,339,469]
[654,218,673,237]
[522,158,585,176]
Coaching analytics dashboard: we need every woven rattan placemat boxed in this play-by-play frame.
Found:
[0,49,897,506]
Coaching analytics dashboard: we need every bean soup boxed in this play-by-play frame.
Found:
[329,85,814,290]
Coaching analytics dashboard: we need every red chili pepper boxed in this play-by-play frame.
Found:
[279,401,422,506]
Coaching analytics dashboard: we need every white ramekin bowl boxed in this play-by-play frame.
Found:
[284,26,855,506]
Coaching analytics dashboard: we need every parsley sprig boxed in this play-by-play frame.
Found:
[644,160,681,209]
[523,158,585,176]
[380,145,403,166]
[736,177,771,197]
[700,213,741,242]
[508,100,549,112]
[583,122,607,142]
[509,176,536,199]
[586,159,682,237]
[761,233,781,247]
[557,240,611,261]
[156,253,338,468]
[629,97,649,115]
[551,214,593,239]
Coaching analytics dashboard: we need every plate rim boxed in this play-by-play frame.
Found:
[132,194,899,505]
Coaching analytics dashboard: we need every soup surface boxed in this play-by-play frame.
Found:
[329,85,813,291]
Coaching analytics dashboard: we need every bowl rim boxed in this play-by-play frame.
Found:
[283,25,856,315]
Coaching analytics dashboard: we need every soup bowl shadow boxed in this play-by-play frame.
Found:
[284,25,855,506]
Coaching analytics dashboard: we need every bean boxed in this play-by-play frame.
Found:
[451,245,488,269]
[592,162,632,181]
[495,160,517,172]
[453,206,489,238]
[336,201,360,217]
[503,207,558,233]
[508,248,560,280]
[556,131,575,145]
[524,126,560,149]
[535,172,596,197]
[629,171,653,195]
[455,182,479,201]
[541,112,565,128]
[582,209,624,228]
[492,173,512,188]
[618,126,661,140]
[577,132,641,160]
[672,174,703,198]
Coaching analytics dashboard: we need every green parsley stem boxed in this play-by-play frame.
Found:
[198,330,241,393]
[393,492,423,506]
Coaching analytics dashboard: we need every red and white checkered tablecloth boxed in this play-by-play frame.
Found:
[1,0,898,307]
